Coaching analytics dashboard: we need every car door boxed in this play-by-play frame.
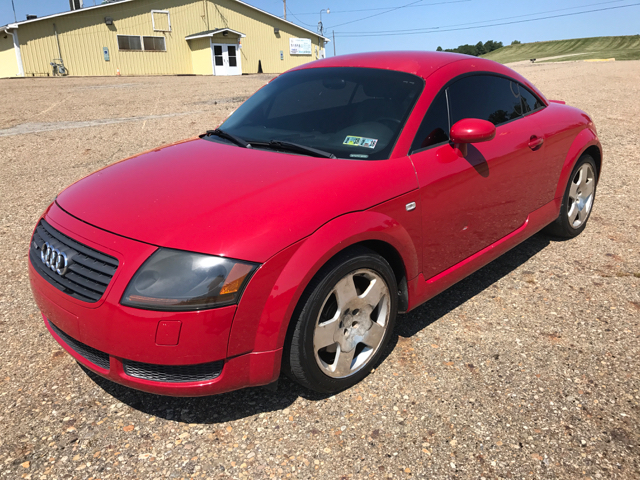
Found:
[409,74,547,280]
[517,86,569,206]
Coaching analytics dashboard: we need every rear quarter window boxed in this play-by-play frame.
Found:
[518,85,545,113]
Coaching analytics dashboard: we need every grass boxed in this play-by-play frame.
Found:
[482,35,640,64]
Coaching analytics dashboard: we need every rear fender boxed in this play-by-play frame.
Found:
[228,205,419,356]
[554,128,601,201]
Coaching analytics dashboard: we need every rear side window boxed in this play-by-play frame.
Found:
[411,90,449,153]
[519,85,545,113]
[448,75,523,126]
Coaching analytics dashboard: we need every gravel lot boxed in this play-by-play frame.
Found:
[0,61,638,480]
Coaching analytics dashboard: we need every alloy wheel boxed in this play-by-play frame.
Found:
[313,269,390,378]
[567,163,595,228]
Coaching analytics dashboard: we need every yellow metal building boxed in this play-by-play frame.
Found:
[0,0,329,78]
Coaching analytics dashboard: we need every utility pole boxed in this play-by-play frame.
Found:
[283,0,286,20]
[333,30,336,56]
[11,0,17,22]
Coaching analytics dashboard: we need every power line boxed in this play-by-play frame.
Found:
[286,1,459,32]
[322,0,424,30]
[326,0,472,30]
[334,2,640,37]
[336,0,629,34]
[289,0,471,16]
[286,7,315,27]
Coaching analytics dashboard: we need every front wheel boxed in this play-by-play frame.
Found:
[545,154,597,238]
[283,248,398,393]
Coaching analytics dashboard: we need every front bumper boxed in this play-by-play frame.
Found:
[29,204,281,396]
[41,313,281,396]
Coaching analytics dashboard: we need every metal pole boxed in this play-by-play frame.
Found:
[333,30,336,56]
[283,0,286,20]
[203,0,209,30]
[318,9,329,36]
[54,23,63,62]
[11,0,17,22]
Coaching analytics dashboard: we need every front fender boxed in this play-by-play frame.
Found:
[554,127,601,201]
[227,192,420,356]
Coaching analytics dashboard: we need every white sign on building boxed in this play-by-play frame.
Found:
[290,38,312,55]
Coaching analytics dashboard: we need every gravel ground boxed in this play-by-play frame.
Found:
[0,61,638,480]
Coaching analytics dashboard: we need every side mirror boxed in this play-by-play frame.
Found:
[449,118,496,157]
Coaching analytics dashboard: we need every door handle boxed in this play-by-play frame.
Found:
[528,135,544,150]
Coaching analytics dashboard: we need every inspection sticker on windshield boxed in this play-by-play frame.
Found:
[344,135,378,149]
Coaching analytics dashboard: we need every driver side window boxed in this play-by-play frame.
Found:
[448,75,523,126]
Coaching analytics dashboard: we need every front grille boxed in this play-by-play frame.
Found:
[123,359,224,383]
[49,320,111,370]
[30,220,119,303]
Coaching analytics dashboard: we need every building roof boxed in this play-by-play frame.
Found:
[2,0,330,41]
[3,0,135,29]
[185,28,246,40]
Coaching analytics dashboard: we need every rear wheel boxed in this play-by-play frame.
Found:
[545,154,597,238]
[284,248,397,393]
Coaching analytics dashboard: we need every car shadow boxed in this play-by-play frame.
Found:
[392,230,551,339]
[464,144,490,178]
[82,365,329,424]
[82,231,554,424]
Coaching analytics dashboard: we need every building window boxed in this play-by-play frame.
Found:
[143,36,166,51]
[151,10,171,32]
[117,35,166,52]
[118,35,142,51]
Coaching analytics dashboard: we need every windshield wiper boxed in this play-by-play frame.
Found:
[202,129,251,149]
[252,140,336,159]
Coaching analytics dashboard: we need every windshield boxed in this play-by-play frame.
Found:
[215,67,424,160]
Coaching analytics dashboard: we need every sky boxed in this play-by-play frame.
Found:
[2,0,639,55]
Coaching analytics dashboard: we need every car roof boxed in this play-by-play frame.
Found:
[288,51,547,102]
[291,51,491,78]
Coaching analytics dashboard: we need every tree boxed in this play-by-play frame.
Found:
[436,46,443,51]
[457,44,478,56]
[440,40,505,57]
[483,40,503,53]
[511,40,522,45]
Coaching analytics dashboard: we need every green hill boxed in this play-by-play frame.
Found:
[482,35,640,64]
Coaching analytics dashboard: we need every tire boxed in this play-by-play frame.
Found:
[283,247,398,393]
[544,154,598,238]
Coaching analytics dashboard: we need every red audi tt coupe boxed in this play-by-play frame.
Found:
[29,52,601,396]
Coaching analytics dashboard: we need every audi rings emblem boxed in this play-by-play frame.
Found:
[40,242,69,276]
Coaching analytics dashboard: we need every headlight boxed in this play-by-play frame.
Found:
[121,249,258,311]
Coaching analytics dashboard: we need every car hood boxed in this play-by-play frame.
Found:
[56,138,418,262]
